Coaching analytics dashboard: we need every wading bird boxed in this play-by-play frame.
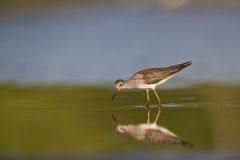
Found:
[112,61,192,107]
[112,108,193,147]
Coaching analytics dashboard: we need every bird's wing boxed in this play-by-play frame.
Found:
[129,61,192,84]
[130,68,169,84]
[144,129,193,147]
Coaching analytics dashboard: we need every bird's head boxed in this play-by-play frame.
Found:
[116,125,127,135]
[112,114,127,135]
[112,79,125,100]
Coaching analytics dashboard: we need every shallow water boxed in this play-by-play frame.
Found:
[0,84,240,159]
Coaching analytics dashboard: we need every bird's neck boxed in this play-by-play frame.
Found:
[121,80,129,89]
[123,80,139,89]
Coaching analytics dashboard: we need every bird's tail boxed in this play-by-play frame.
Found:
[181,139,194,148]
[176,61,192,70]
[166,61,192,75]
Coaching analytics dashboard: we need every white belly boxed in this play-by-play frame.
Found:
[136,75,174,89]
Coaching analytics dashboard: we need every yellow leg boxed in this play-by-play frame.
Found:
[153,89,161,106]
[154,106,161,123]
[146,89,150,108]
[147,109,150,124]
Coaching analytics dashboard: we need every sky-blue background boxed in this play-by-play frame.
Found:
[1,8,240,84]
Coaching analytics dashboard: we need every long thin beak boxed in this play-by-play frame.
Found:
[111,89,118,101]
[112,114,119,125]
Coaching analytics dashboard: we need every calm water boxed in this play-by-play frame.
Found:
[0,84,240,159]
[1,5,240,159]
[1,9,240,83]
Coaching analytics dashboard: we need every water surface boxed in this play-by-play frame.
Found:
[0,84,240,159]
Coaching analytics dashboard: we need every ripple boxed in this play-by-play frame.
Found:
[129,103,181,108]
[128,103,201,109]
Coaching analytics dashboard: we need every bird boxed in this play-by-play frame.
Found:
[111,61,192,107]
[112,108,193,147]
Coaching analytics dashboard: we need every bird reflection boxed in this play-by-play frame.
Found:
[112,108,193,147]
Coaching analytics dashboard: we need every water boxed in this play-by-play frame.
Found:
[1,6,240,159]
[0,84,240,159]
[1,9,240,83]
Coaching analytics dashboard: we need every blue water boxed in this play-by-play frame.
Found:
[1,9,240,84]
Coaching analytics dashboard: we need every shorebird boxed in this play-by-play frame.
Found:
[112,108,193,147]
[112,61,192,107]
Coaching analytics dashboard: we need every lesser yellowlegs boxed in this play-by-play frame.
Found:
[112,108,193,147]
[112,61,192,107]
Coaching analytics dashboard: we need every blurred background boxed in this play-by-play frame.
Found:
[1,0,240,84]
[1,0,240,159]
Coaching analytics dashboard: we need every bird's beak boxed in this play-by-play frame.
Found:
[111,89,118,101]
[112,114,120,125]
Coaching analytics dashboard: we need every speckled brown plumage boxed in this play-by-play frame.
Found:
[113,108,193,148]
[129,61,192,84]
[144,129,193,147]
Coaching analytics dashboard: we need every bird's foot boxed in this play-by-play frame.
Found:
[145,104,150,110]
